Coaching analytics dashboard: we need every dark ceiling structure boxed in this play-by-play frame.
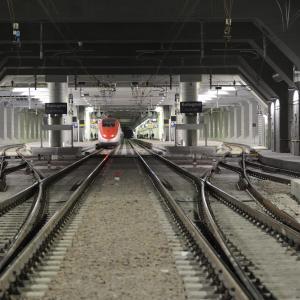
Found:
[0,1,299,99]
[0,0,299,152]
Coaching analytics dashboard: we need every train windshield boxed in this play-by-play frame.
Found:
[102,118,116,127]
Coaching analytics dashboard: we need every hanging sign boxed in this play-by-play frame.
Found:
[180,102,202,113]
[45,103,67,115]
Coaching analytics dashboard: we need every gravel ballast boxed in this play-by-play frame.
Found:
[43,157,186,300]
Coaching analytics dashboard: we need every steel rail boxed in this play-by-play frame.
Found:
[15,147,44,181]
[245,159,300,179]
[0,149,104,274]
[205,180,300,247]
[132,139,300,283]
[0,150,111,297]
[217,156,300,233]
[0,144,26,192]
[130,140,254,300]
[132,139,267,299]
[240,153,300,233]
[0,183,39,216]
[220,160,290,184]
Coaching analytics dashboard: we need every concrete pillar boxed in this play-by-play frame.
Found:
[213,112,218,138]
[270,102,275,151]
[241,102,249,140]
[24,110,30,140]
[77,106,85,142]
[180,82,199,146]
[6,107,13,140]
[3,107,8,140]
[273,84,289,153]
[226,108,231,138]
[30,113,36,140]
[233,107,238,139]
[47,77,68,147]
[274,99,281,152]
[248,102,254,144]
[223,108,229,138]
[19,110,25,141]
[241,104,245,139]
[209,112,213,138]
[291,90,300,155]
[220,109,225,138]
[35,115,39,139]
[0,105,4,142]
[13,108,19,140]
[163,105,171,141]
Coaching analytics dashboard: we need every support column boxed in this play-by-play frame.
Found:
[19,110,25,141]
[270,102,275,151]
[180,81,199,146]
[24,110,30,140]
[30,113,36,140]
[0,105,4,142]
[227,108,231,138]
[7,107,13,140]
[77,106,85,142]
[223,108,229,138]
[291,90,300,155]
[13,107,19,140]
[273,84,289,153]
[274,99,281,152]
[163,105,171,141]
[241,102,249,140]
[220,109,225,138]
[233,106,238,139]
[209,112,214,138]
[46,76,68,147]
[213,111,218,138]
[3,107,8,141]
[248,102,254,144]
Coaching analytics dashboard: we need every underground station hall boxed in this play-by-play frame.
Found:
[1,1,300,299]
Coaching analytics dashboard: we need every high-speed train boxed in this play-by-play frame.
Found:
[97,117,123,148]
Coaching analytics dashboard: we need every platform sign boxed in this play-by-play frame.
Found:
[170,115,176,122]
[45,103,67,115]
[180,102,202,114]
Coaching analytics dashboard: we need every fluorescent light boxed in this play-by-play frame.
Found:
[206,90,228,96]
[13,87,49,103]
[206,90,218,97]
[222,86,236,91]
[198,95,213,101]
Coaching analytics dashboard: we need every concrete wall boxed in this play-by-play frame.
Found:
[203,101,267,147]
[0,104,43,145]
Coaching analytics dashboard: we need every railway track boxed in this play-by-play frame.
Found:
[245,159,300,179]
[219,154,300,232]
[0,145,30,192]
[0,148,111,298]
[133,139,300,299]
[131,140,260,299]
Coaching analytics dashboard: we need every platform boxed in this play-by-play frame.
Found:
[25,141,98,158]
[138,139,222,158]
[258,150,300,172]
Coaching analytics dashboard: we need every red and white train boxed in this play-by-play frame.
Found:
[97,117,123,147]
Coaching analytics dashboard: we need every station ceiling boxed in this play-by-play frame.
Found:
[0,1,298,125]
[0,73,265,127]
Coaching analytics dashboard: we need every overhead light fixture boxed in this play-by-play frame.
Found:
[222,86,236,91]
